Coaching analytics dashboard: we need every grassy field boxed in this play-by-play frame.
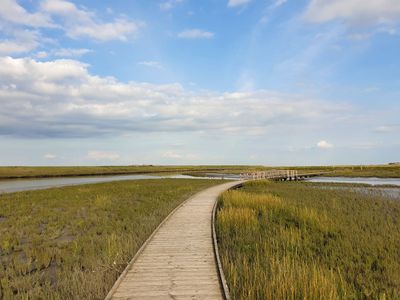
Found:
[216,181,400,299]
[1,164,399,180]
[0,179,224,299]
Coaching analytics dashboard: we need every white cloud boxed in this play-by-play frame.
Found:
[0,30,42,55]
[138,61,163,69]
[0,40,37,55]
[228,0,252,8]
[35,51,48,58]
[305,0,400,26]
[0,0,142,55]
[317,140,333,149]
[0,0,54,28]
[53,48,92,58]
[40,0,142,41]
[178,29,214,39]
[162,151,199,160]
[44,153,57,159]
[274,0,288,7]
[87,151,120,161]
[160,0,184,11]
[66,18,141,42]
[0,56,348,139]
[162,151,182,159]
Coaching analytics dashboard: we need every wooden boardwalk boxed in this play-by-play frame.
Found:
[240,170,329,181]
[106,181,242,300]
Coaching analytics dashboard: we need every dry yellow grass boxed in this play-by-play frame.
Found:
[216,181,400,299]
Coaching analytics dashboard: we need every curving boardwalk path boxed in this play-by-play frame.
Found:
[106,181,241,300]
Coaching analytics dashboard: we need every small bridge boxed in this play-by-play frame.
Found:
[240,170,327,181]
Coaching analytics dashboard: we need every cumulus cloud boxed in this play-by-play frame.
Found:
[178,29,214,39]
[0,39,37,55]
[305,0,400,26]
[0,0,142,56]
[317,140,333,149]
[0,56,348,138]
[87,151,120,161]
[40,0,142,41]
[228,0,252,8]
[0,29,42,55]
[0,0,54,28]
[0,2,50,55]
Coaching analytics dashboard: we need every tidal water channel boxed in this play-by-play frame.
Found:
[307,176,400,186]
[0,174,230,194]
[0,174,399,196]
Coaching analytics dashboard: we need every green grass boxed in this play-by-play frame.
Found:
[216,181,400,299]
[1,164,399,179]
[0,179,224,299]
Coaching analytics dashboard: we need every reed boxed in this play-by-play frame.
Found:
[216,181,400,299]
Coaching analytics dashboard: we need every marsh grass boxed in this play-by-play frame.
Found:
[0,165,259,179]
[279,165,400,178]
[0,179,222,299]
[1,164,399,180]
[216,181,400,299]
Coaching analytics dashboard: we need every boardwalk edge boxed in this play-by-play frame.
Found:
[212,181,245,300]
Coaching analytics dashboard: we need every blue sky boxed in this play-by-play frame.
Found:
[0,0,399,166]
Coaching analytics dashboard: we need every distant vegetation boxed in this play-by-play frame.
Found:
[0,164,399,179]
[0,165,261,179]
[189,164,400,178]
[281,164,400,178]
[0,179,222,299]
[216,181,400,299]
